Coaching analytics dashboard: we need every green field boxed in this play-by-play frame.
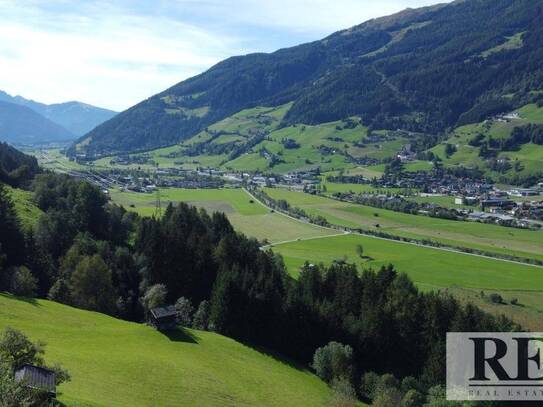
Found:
[263,187,543,261]
[270,233,543,322]
[110,188,331,243]
[0,293,333,407]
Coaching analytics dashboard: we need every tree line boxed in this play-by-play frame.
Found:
[0,171,524,406]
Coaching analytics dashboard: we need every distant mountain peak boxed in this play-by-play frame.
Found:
[0,90,117,137]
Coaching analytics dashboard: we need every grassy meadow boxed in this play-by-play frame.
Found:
[270,233,543,326]
[110,188,331,243]
[0,294,334,407]
[6,186,43,230]
[263,187,543,261]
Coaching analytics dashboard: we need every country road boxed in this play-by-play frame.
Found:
[243,188,543,269]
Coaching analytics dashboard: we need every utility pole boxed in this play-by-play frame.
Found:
[154,163,162,218]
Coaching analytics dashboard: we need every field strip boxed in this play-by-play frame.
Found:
[244,188,543,270]
[261,232,349,249]
[243,188,336,231]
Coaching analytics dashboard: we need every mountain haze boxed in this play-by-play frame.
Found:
[77,0,543,156]
[0,101,74,144]
[0,90,117,137]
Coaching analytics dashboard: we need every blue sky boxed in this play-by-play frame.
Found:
[0,0,448,111]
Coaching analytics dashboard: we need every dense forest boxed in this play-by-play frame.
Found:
[0,150,523,405]
[0,142,40,187]
[77,0,543,155]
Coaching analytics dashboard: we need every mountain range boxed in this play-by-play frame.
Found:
[0,90,117,145]
[75,0,543,156]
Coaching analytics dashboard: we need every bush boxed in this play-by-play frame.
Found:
[192,300,210,330]
[9,266,37,297]
[175,297,194,327]
[510,298,518,305]
[401,389,425,407]
[329,376,357,407]
[373,387,402,407]
[312,341,353,383]
[360,371,380,400]
[489,293,503,304]
[0,327,44,370]
[48,278,72,304]
[142,284,167,315]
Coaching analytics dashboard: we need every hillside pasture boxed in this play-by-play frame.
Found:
[0,294,333,407]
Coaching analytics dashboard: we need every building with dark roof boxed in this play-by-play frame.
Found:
[150,305,177,331]
[15,364,56,398]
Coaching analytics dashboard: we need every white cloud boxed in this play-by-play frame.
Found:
[0,0,449,111]
[0,1,244,110]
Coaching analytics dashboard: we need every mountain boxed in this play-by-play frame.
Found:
[0,90,117,136]
[0,101,75,144]
[76,0,543,156]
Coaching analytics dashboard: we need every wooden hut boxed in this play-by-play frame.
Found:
[150,305,177,331]
[15,364,56,398]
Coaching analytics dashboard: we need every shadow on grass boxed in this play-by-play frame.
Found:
[242,341,313,374]
[164,327,199,344]
[0,292,41,306]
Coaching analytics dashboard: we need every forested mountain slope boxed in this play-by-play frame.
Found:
[77,0,543,155]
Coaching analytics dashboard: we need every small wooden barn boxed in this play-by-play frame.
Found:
[15,364,57,398]
[150,305,177,331]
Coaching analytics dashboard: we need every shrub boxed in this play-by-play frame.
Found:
[175,297,194,327]
[329,376,357,407]
[9,266,37,297]
[142,284,167,315]
[489,293,503,304]
[48,278,72,304]
[192,300,210,330]
[360,371,380,401]
[0,327,44,370]
[312,341,353,383]
[373,387,402,407]
[400,389,425,407]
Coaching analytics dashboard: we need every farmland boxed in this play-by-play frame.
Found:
[0,294,333,407]
[263,187,543,261]
[270,233,543,327]
[109,188,331,243]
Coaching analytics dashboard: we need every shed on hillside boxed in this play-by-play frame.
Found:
[150,305,177,331]
[15,364,56,398]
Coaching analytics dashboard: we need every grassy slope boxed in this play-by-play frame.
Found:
[263,188,543,261]
[0,294,332,407]
[109,188,331,243]
[88,104,413,174]
[6,186,43,230]
[433,103,543,177]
